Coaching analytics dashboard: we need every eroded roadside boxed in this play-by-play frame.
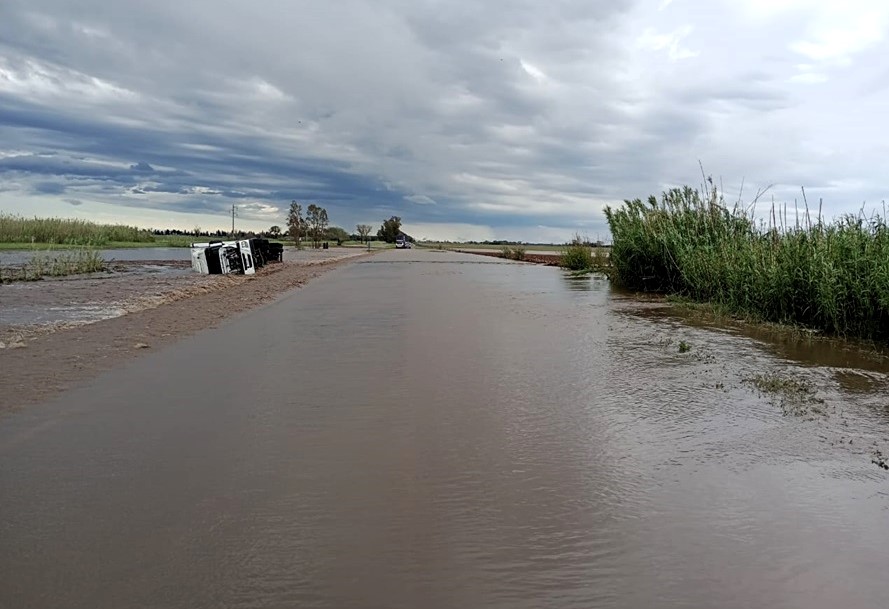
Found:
[0,252,373,412]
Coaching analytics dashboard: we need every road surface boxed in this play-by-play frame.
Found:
[2,249,888,609]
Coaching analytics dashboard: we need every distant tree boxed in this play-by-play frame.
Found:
[377,216,402,243]
[268,225,282,238]
[287,201,304,248]
[324,226,349,244]
[356,224,372,245]
[306,204,329,248]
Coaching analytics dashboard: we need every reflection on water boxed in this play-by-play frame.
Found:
[558,271,611,292]
[634,302,889,374]
[1,251,888,609]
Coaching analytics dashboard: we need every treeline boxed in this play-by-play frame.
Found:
[286,201,410,246]
[425,239,608,247]
[1,209,412,249]
[153,228,230,238]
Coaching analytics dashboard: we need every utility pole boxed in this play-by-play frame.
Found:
[230,205,237,238]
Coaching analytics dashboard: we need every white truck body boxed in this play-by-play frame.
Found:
[190,240,256,275]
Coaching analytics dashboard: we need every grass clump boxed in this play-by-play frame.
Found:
[747,372,825,417]
[560,238,594,270]
[749,373,812,396]
[0,248,106,282]
[605,184,889,342]
[559,236,611,272]
[0,213,155,246]
[500,245,527,261]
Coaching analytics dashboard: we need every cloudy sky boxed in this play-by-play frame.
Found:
[1,0,887,241]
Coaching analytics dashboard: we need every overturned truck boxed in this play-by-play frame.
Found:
[190,238,284,275]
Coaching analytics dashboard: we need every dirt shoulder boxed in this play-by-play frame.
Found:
[0,254,372,413]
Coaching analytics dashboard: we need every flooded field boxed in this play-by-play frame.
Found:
[0,245,365,265]
[1,250,888,608]
[0,247,367,341]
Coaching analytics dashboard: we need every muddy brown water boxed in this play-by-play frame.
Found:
[0,247,191,265]
[0,245,366,265]
[1,249,888,608]
[0,248,367,332]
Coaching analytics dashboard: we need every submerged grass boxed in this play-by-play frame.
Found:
[749,372,813,396]
[0,214,155,246]
[500,245,527,261]
[746,372,826,417]
[605,186,889,342]
[0,248,106,282]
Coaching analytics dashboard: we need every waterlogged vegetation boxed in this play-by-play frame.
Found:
[605,185,889,342]
[558,238,611,273]
[746,372,826,418]
[749,372,813,396]
[0,247,105,283]
[499,245,527,261]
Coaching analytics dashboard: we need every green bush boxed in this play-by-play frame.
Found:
[560,239,594,270]
[500,245,527,261]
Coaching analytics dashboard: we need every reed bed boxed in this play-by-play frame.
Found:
[605,186,889,341]
[0,214,155,246]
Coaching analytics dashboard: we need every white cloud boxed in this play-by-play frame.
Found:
[404,222,496,242]
[405,194,437,205]
[519,60,548,83]
[637,25,699,61]
[732,1,889,64]
[788,72,828,85]
[0,57,137,102]
[790,11,887,63]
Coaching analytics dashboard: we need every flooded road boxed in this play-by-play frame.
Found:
[1,249,888,608]
[0,244,369,265]
[0,247,368,335]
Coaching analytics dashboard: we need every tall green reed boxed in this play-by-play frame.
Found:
[0,214,155,246]
[605,186,889,341]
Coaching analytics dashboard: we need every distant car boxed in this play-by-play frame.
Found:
[395,236,406,249]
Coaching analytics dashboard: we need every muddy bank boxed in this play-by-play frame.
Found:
[0,253,372,412]
[455,249,562,266]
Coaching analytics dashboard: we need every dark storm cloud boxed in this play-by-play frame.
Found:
[1,0,887,239]
[32,181,66,194]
